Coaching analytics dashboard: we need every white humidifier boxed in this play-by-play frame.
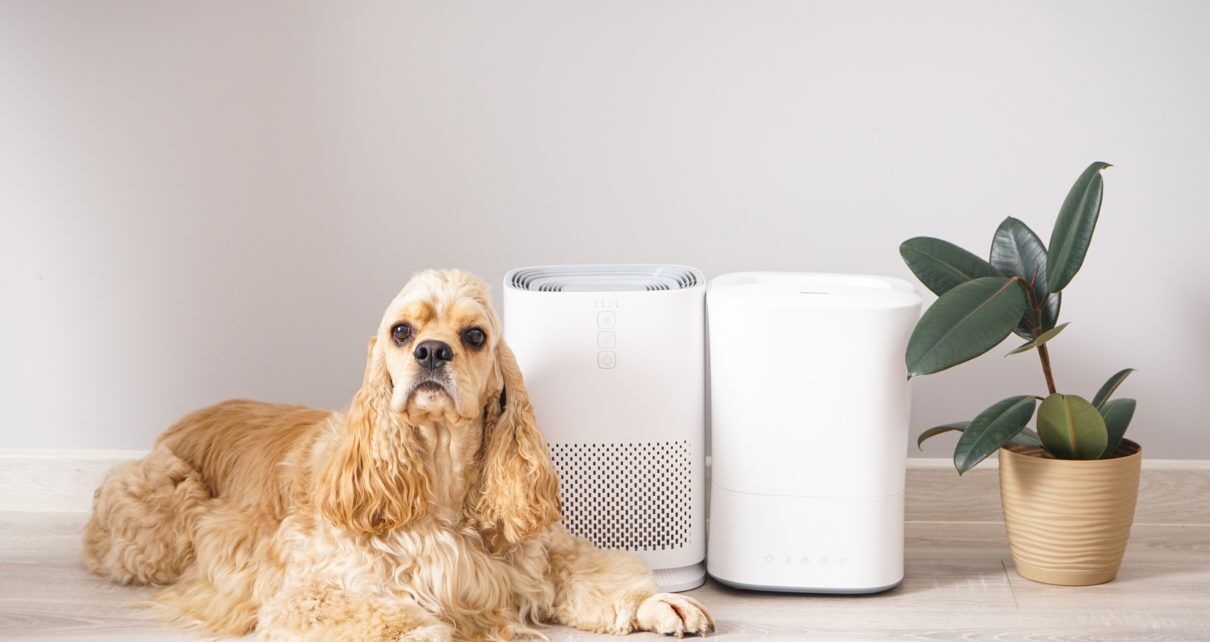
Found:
[706,272,922,593]
[503,264,707,592]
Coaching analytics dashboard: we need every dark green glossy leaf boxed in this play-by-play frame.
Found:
[1092,368,1136,411]
[1047,162,1112,293]
[900,237,1001,297]
[954,396,1038,474]
[1100,398,1137,458]
[1040,292,1061,331]
[917,421,1042,450]
[917,422,969,449]
[1006,322,1070,355]
[1014,427,1044,447]
[1014,292,1062,340]
[1037,393,1108,459]
[991,217,1056,338]
[906,277,1029,377]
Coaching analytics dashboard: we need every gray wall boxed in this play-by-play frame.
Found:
[2,1,1207,457]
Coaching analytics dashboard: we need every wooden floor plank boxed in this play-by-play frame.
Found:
[3,511,1208,641]
[2,460,1207,640]
[906,463,1210,526]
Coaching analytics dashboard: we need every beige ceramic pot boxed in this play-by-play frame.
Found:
[998,439,1141,586]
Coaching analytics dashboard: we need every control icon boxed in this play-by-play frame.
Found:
[597,331,616,349]
[596,311,616,329]
[597,351,616,369]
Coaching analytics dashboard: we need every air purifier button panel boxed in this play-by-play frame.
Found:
[597,310,617,367]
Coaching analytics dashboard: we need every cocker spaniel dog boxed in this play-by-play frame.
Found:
[82,269,713,641]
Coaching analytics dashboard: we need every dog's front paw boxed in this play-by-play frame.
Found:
[635,593,715,638]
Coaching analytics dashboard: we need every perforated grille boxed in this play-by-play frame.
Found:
[548,441,693,551]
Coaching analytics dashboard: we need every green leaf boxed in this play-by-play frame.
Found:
[905,277,1029,377]
[1037,393,1108,459]
[1040,292,1061,331]
[1100,398,1137,458]
[900,237,1002,296]
[1092,368,1136,410]
[1006,322,1070,355]
[953,396,1038,474]
[991,217,1057,338]
[1011,293,1062,340]
[917,422,969,449]
[917,421,1042,450]
[1014,427,1044,447]
[1046,162,1112,293]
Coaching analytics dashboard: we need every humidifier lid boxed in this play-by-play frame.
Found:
[708,272,921,311]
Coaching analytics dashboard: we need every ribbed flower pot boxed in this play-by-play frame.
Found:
[998,439,1142,586]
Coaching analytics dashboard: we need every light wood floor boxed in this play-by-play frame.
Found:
[1,464,1207,641]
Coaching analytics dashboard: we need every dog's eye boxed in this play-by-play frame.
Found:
[391,323,413,346]
[462,327,486,349]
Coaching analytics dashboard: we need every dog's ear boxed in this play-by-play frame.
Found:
[316,336,431,536]
[471,340,561,547]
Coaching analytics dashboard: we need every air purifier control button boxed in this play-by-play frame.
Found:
[597,351,616,369]
[596,311,616,329]
[596,331,616,349]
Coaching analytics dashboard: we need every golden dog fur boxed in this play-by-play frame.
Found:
[82,269,712,641]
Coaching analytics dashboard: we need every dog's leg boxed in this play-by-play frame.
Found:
[540,528,714,637]
[82,444,210,585]
[257,584,451,642]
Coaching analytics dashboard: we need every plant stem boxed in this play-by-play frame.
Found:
[1036,342,1058,395]
[1016,277,1058,396]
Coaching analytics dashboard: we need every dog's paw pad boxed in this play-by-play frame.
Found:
[636,593,715,637]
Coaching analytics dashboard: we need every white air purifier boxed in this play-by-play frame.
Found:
[706,272,922,593]
[503,264,706,592]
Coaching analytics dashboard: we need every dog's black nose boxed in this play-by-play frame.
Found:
[413,340,454,369]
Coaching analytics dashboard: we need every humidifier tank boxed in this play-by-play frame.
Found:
[706,272,922,593]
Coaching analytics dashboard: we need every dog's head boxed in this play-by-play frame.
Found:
[378,269,502,422]
[316,269,561,545]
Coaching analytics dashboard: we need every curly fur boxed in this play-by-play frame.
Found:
[82,269,713,641]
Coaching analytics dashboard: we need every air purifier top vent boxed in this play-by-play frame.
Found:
[709,272,921,311]
[506,264,702,293]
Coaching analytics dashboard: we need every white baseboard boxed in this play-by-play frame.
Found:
[1,449,1206,513]
[0,449,149,512]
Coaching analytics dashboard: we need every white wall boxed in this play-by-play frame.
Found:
[2,1,1207,457]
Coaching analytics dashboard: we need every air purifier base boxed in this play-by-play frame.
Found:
[653,562,707,593]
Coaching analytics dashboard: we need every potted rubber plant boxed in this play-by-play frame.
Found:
[901,162,1140,586]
